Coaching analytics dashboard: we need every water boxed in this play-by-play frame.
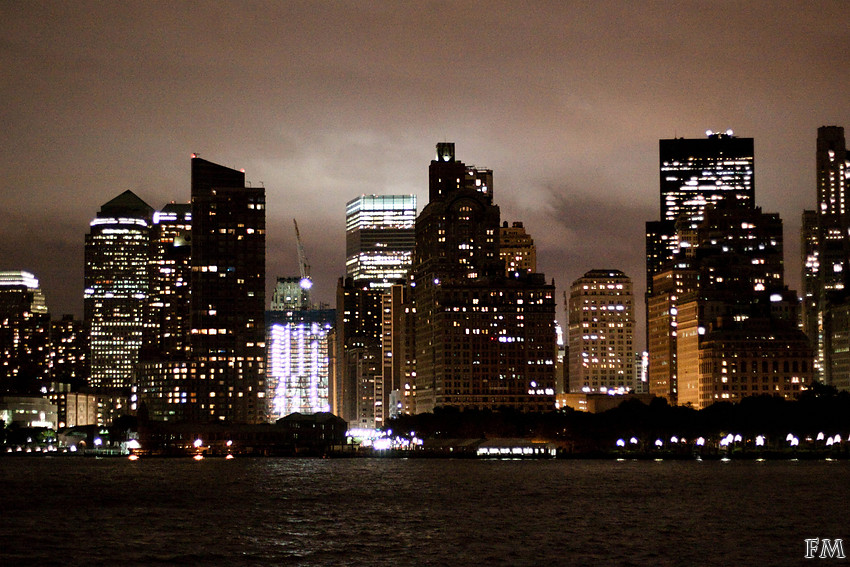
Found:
[0,457,848,566]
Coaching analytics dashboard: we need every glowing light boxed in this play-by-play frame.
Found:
[193,439,203,448]
[193,454,204,461]
[225,454,235,459]
[128,454,139,461]
[616,439,625,447]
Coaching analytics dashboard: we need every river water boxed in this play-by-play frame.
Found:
[0,457,847,566]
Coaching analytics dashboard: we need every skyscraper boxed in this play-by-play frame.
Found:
[334,277,383,427]
[645,131,757,403]
[189,156,266,423]
[146,203,192,360]
[345,195,416,288]
[0,271,50,393]
[411,143,556,413]
[136,202,193,422]
[337,195,417,428]
[659,131,755,229]
[802,126,850,387]
[567,270,635,394]
[647,131,755,295]
[84,191,153,391]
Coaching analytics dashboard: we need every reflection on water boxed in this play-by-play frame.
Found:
[0,458,847,566]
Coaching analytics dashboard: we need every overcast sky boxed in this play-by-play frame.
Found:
[2,2,849,346]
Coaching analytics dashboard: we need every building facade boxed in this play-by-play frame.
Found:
[801,126,850,387]
[84,191,153,392]
[0,271,51,394]
[188,156,267,423]
[567,270,635,394]
[345,194,416,289]
[267,308,334,420]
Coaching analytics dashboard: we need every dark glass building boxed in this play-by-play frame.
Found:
[188,156,267,423]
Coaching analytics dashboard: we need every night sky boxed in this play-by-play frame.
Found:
[2,2,849,346]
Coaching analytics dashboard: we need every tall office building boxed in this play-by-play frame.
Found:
[345,195,416,289]
[800,209,819,345]
[334,277,384,427]
[337,195,417,428]
[646,266,698,403]
[647,132,755,295]
[801,126,850,387]
[567,270,635,394]
[411,143,556,413]
[189,156,267,423]
[84,191,153,391]
[145,203,192,359]
[136,202,193,422]
[645,131,757,404]
[0,271,51,393]
[659,131,755,229]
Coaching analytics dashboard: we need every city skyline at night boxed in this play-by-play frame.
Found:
[2,3,849,343]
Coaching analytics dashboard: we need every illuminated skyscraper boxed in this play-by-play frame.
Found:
[189,156,266,423]
[567,270,635,394]
[659,131,754,229]
[0,271,50,393]
[267,307,334,419]
[84,191,153,391]
[136,203,193,422]
[337,195,416,428]
[334,277,383,427]
[146,203,192,359]
[412,142,556,413]
[345,195,416,288]
[802,126,850,387]
[647,131,755,295]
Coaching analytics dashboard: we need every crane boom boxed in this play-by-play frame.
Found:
[294,219,311,284]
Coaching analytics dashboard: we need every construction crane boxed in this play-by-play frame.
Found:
[293,219,313,292]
